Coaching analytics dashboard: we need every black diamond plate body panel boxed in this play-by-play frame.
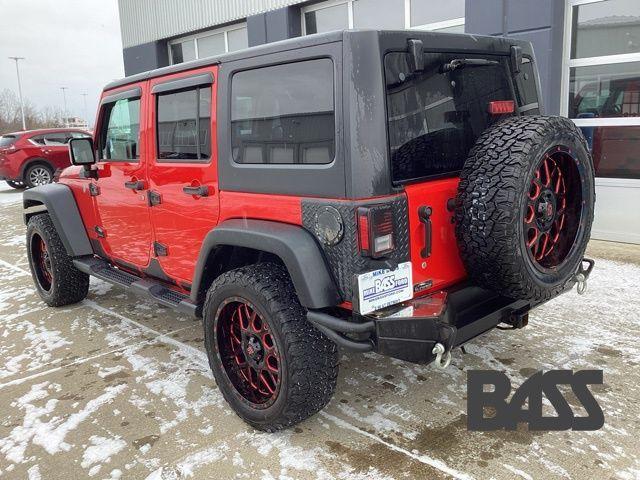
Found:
[302,195,410,300]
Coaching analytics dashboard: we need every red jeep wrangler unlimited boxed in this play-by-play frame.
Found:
[23,31,595,431]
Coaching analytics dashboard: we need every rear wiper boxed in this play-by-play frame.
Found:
[441,58,499,73]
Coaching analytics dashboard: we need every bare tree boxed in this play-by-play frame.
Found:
[0,89,64,134]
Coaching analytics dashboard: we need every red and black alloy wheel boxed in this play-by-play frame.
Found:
[203,263,338,431]
[31,233,53,291]
[26,214,89,307]
[215,297,281,408]
[524,146,583,271]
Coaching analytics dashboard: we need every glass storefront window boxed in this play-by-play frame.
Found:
[170,40,196,64]
[571,0,640,59]
[569,62,640,118]
[304,3,349,34]
[353,0,404,30]
[198,33,225,58]
[228,27,248,52]
[410,0,464,27]
[580,125,640,178]
[169,24,247,65]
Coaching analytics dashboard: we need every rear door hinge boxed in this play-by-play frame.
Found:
[154,241,168,257]
[89,183,100,196]
[148,190,162,207]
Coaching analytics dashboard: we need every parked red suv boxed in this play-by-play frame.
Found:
[0,128,91,188]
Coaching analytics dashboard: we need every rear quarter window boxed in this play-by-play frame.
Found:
[231,58,335,165]
[0,135,19,147]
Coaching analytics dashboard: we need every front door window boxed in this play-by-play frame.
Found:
[100,98,141,161]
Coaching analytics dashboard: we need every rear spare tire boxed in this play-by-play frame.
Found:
[455,115,595,302]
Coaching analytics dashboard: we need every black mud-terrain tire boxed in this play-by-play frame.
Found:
[203,262,339,431]
[26,214,89,306]
[6,180,25,189]
[455,116,595,302]
[24,162,54,188]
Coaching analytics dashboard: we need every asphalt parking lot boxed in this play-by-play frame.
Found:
[0,182,638,480]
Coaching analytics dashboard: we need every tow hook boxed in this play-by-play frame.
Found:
[575,258,595,295]
[432,343,452,369]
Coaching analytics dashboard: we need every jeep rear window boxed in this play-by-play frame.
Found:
[385,52,513,183]
[231,58,335,165]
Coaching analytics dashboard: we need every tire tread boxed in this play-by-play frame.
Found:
[203,263,339,431]
[454,115,595,301]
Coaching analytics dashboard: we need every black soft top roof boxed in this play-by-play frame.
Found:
[104,29,532,92]
[104,30,344,92]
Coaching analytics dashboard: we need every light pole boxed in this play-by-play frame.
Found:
[60,87,68,127]
[8,57,26,131]
[81,93,88,128]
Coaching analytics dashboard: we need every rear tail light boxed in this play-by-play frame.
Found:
[357,205,395,258]
[488,100,515,115]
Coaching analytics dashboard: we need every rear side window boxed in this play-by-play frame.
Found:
[44,133,67,145]
[156,87,211,161]
[231,58,335,165]
[385,52,513,183]
[30,132,72,146]
[0,135,19,147]
[99,97,141,161]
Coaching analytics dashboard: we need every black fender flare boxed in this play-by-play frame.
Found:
[23,183,93,257]
[191,219,341,309]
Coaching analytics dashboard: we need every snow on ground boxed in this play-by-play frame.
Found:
[0,181,23,205]
[0,192,638,479]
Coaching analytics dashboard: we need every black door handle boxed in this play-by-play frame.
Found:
[418,206,432,258]
[183,185,209,197]
[124,180,145,191]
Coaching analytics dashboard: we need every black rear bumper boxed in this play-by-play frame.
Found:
[307,285,533,364]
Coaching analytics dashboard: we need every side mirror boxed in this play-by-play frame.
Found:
[69,137,96,166]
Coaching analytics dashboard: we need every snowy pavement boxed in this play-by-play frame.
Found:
[0,181,638,479]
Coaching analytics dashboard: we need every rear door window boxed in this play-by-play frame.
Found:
[231,58,335,165]
[29,133,70,146]
[385,52,513,183]
[156,86,211,161]
[43,133,70,145]
[29,135,47,146]
[99,97,141,161]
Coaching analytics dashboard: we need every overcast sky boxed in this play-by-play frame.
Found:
[0,0,123,128]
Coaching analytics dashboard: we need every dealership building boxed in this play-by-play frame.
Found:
[117,0,640,243]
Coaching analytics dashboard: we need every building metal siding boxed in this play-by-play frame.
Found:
[118,0,307,48]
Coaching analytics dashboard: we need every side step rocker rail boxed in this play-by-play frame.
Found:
[73,256,198,317]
